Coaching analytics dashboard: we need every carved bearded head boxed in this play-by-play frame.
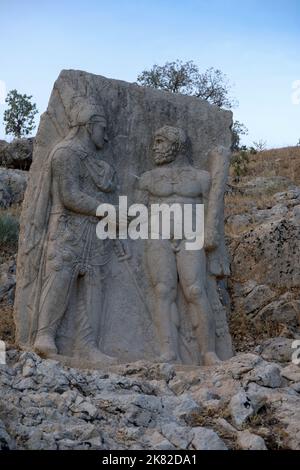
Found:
[152,126,187,165]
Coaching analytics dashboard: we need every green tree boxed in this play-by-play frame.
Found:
[137,60,236,109]
[3,89,38,138]
[137,60,246,149]
[231,120,249,152]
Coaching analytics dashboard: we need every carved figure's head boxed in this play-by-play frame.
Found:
[152,126,187,165]
[69,99,108,149]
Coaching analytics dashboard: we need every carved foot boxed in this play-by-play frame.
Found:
[203,351,222,366]
[80,346,117,365]
[158,351,179,363]
[34,334,57,357]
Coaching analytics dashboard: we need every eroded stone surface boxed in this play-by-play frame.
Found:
[14,70,233,366]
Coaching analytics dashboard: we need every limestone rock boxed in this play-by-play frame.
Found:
[0,257,16,304]
[0,167,28,207]
[245,363,282,388]
[274,188,300,205]
[161,423,194,449]
[243,284,276,315]
[281,364,300,383]
[228,387,266,429]
[192,427,227,450]
[231,217,300,289]
[252,204,288,223]
[237,430,267,450]
[256,297,300,328]
[1,350,300,449]
[0,419,15,450]
[0,138,33,170]
[260,337,294,363]
[226,214,251,232]
[290,382,300,393]
[142,430,175,450]
[229,390,255,429]
[292,205,300,224]
[172,394,202,424]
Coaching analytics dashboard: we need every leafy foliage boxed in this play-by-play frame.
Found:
[137,60,236,109]
[137,60,198,95]
[0,213,19,250]
[195,67,237,108]
[137,60,250,148]
[231,121,249,152]
[230,146,254,182]
[3,89,38,138]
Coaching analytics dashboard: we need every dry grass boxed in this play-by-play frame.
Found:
[224,191,282,239]
[241,146,300,184]
[0,204,21,261]
[191,400,290,449]
[188,407,239,450]
[246,404,289,450]
[0,303,15,343]
[228,307,290,353]
[224,189,285,221]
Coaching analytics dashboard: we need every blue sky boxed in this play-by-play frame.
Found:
[0,0,299,147]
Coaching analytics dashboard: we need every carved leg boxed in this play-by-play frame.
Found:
[34,266,75,356]
[177,248,221,365]
[73,270,116,365]
[146,240,180,363]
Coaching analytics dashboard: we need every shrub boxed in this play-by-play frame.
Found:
[0,214,19,250]
[231,147,250,182]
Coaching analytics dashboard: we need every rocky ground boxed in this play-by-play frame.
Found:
[0,145,300,450]
[1,349,300,450]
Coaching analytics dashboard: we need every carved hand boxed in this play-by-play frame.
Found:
[204,227,220,251]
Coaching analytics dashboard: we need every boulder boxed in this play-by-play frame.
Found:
[237,430,267,450]
[243,284,276,315]
[0,167,28,207]
[192,427,227,450]
[259,337,294,363]
[228,388,266,429]
[256,296,300,328]
[246,363,282,388]
[0,257,16,304]
[0,419,16,450]
[0,138,33,170]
